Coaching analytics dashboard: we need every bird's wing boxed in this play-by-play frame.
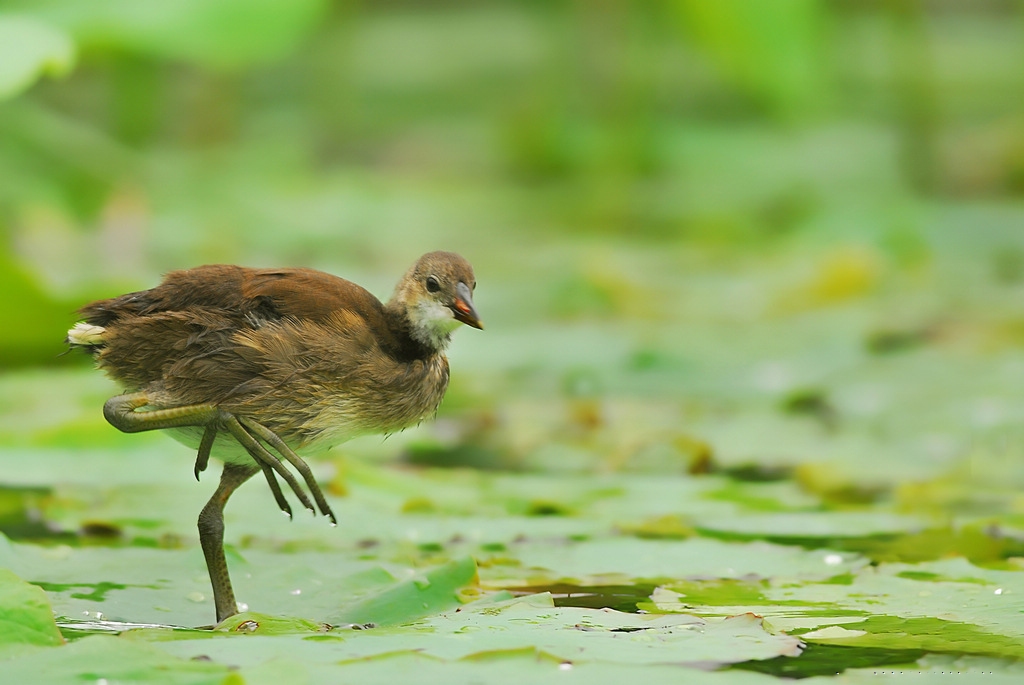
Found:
[239,267,387,325]
[76,265,388,397]
[80,265,386,328]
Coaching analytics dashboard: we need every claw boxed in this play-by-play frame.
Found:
[260,465,293,518]
[222,415,317,514]
[195,424,217,481]
[238,417,337,525]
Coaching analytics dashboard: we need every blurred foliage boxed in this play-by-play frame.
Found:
[0,0,1022,365]
[674,0,827,119]
[0,16,75,100]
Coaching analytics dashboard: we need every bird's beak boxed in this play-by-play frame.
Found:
[452,282,483,329]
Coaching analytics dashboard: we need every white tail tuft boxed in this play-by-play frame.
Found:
[67,322,106,346]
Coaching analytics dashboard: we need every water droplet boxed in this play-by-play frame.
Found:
[186,592,205,603]
[824,554,843,566]
[995,588,1004,595]
[559,662,573,671]
[97,679,110,685]
[237,602,249,612]
[290,589,302,596]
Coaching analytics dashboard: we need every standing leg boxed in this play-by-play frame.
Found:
[198,462,258,624]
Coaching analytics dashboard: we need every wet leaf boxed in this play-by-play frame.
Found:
[153,594,802,668]
[0,634,230,685]
[330,556,478,627]
[0,568,64,658]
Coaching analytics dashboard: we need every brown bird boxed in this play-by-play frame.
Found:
[67,252,482,624]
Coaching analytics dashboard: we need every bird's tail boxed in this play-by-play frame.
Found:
[66,322,106,349]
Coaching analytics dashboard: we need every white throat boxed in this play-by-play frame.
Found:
[408,300,462,350]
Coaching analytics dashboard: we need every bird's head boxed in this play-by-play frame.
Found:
[391,251,482,350]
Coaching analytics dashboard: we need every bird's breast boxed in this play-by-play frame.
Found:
[210,316,452,452]
[299,353,451,448]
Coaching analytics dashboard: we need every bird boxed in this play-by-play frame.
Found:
[66,251,482,624]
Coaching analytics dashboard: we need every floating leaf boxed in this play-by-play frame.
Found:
[1,634,230,685]
[331,556,478,627]
[151,594,802,668]
[0,568,64,659]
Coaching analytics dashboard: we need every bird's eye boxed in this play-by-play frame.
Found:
[425,276,441,293]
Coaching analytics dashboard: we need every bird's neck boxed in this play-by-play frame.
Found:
[383,300,453,359]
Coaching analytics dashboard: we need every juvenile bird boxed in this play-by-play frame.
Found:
[67,252,482,624]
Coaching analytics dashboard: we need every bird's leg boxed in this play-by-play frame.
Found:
[198,462,258,624]
[105,392,226,488]
[239,417,337,524]
[104,393,220,432]
[103,392,320,518]
[103,392,334,622]
[196,431,306,522]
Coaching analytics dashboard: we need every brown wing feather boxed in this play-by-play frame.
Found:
[80,265,389,396]
[81,265,386,327]
[92,309,240,393]
[239,268,387,325]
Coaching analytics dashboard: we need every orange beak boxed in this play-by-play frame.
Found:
[452,282,483,329]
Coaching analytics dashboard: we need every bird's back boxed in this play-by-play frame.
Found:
[80,265,385,327]
[76,265,390,397]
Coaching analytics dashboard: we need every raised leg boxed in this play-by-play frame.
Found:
[103,392,327,519]
[104,393,220,432]
[198,462,258,623]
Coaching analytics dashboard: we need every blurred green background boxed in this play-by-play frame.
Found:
[6,0,1024,677]
[5,0,1024,486]
[3,0,1024,483]
[3,0,1023,364]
